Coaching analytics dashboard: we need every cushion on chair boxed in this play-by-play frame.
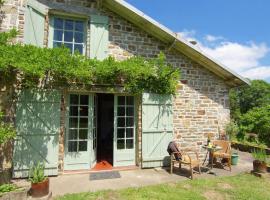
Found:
[213,152,230,158]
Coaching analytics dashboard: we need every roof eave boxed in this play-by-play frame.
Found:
[102,0,250,87]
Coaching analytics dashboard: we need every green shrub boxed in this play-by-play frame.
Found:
[29,162,47,184]
[225,121,239,139]
[252,149,268,162]
[0,111,16,145]
[0,184,18,194]
[239,105,270,146]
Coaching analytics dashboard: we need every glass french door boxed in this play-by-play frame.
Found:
[114,96,136,167]
[64,94,97,170]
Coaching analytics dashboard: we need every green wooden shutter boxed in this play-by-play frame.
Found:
[13,89,61,178]
[142,93,173,168]
[90,15,109,60]
[24,5,45,47]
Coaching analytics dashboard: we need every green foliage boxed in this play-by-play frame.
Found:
[0,111,16,144]
[0,29,18,45]
[239,105,270,145]
[230,80,270,116]
[0,184,18,195]
[29,162,47,184]
[225,121,239,139]
[252,149,268,162]
[229,80,270,146]
[0,41,180,94]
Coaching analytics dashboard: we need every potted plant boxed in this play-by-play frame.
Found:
[252,149,268,173]
[28,162,49,197]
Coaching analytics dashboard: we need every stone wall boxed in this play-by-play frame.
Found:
[0,0,231,170]
[105,8,230,160]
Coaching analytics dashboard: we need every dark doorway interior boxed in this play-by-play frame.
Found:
[96,93,114,168]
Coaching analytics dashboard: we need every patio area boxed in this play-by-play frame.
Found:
[14,150,253,198]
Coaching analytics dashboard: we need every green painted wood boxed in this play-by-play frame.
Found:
[142,93,173,168]
[13,90,61,178]
[24,5,45,47]
[64,94,94,170]
[90,15,109,60]
[113,96,136,167]
[27,0,47,15]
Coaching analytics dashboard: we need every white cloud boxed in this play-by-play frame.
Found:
[204,34,225,42]
[178,30,270,80]
[241,66,270,79]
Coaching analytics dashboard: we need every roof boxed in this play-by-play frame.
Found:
[102,0,250,87]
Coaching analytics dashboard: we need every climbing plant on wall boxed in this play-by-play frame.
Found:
[0,42,181,94]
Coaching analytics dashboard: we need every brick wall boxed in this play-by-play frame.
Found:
[0,0,230,169]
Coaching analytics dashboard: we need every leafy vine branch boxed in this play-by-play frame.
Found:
[0,35,181,94]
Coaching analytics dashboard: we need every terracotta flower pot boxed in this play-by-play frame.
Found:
[30,178,49,197]
[253,160,267,173]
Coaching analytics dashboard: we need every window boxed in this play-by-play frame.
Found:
[116,96,135,150]
[68,94,89,152]
[52,17,85,54]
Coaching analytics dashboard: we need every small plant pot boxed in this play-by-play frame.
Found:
[253,160,267,173]
[30,178,49,197]
[231,153,239,165]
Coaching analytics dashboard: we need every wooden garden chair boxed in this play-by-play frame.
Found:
[170,150,201,180]
[212,140,232,171]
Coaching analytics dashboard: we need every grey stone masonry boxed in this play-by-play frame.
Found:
[0,0,230,168]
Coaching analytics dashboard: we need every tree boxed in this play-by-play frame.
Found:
[230,80,270,118]
[229,80,270,146]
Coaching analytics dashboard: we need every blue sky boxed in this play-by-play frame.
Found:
[126,0,270,82]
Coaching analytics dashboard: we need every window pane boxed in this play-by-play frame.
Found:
[69,129,78,140]
[117,128,125,139]
[68,141,77,152]
[117,117,125,127]
[126,96,134,105]
[79,141,87,151]
[126,139,134,149]
[63,43,73,53]
[53,42,62,48]
[126,117,134,127]
[79,129,88,139]
[117,107,125,116]
[79,106,88,116]
[75,21,84,32]
[69,118,78,128]
[74,44,83,54]
[54,30,63,41]
[118,96,125,105]
[80,95,89,105]
[64,31,73,42]
[70,106,78,116]
[126,128,133,138]
[126,107,134,116]
[65,20,74,30]
[79,118,88,128]
[54,18,63,29]
[74,32,83,43]
[117,139,125,149]
[70,94,79,104]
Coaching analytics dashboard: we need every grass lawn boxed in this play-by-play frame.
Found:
[55,174,270,200]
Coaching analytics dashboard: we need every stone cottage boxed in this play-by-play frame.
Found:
[0,0,249,178]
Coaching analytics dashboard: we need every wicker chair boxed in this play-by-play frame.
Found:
[212,140,232,171]
[170,150,201,180]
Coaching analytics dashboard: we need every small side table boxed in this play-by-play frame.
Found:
[202,145,222,175]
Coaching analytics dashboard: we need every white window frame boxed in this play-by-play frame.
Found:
[48,15,87,55]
